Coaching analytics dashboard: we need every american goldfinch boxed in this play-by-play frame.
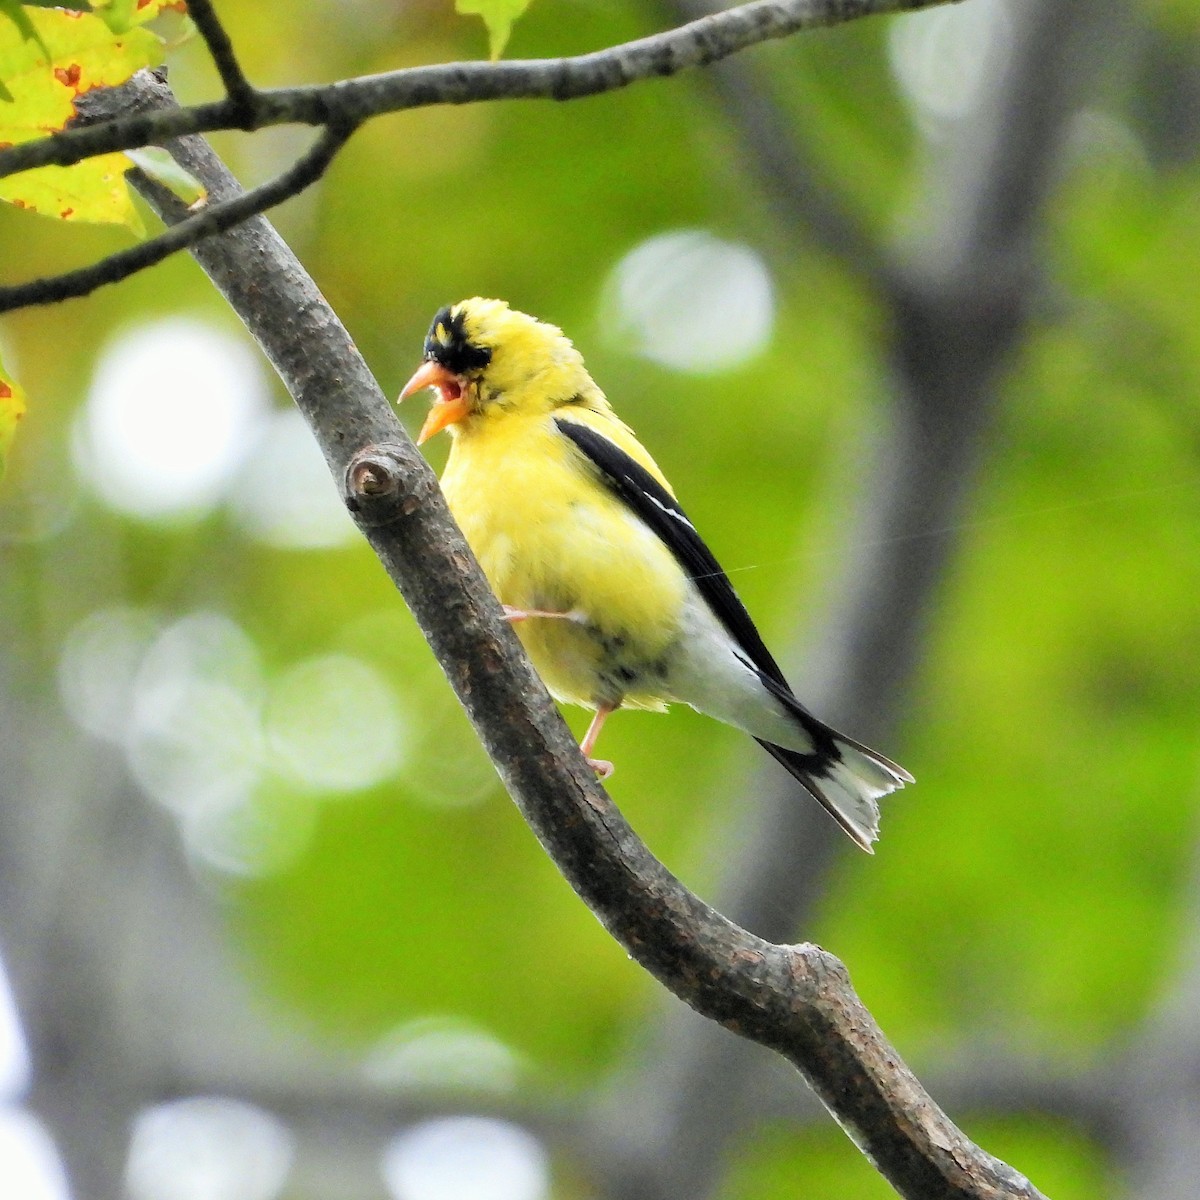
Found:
[399,298,912,851]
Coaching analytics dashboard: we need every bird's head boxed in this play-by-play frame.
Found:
[399,298,601,443]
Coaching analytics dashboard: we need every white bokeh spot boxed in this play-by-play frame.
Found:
[57,606,162,744]
[0,958,30,1103]
[382,1118,549,1200]
[57,603,412,874]
[126,1097,293,1200]
[888,0,1013,129]
[601,230,774,374]
[124,612,265,821]
[0,1110,70,1200]
[74,318,271,520]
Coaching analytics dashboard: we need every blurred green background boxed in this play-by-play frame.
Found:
[1,1,1199,1198]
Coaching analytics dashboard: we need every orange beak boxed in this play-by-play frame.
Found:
[398,360,471,444]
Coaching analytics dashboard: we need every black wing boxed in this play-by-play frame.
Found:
[556,416,904,847]
[555,416,790,690]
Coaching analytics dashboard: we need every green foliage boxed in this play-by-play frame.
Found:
[455,0,534,59]
[0,1,42,37]
[91,0,136,33]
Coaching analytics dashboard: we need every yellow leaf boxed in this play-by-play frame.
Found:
[0,149,144,228]
[0,354,27,482]
[0,6,164,228]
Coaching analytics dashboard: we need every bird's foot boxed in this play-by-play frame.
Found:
[586,757,614,780]
[502,605,586,624]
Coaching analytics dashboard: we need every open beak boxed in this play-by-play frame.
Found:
[398,361,471,444]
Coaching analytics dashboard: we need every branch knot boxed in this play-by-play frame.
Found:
[343,442,435,526]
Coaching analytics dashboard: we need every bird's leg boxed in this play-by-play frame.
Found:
[502,605,587,624]
[579,704,615,780]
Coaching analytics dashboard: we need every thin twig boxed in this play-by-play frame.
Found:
[0,122,355,312]
[186,0,256,108]
[0,0,958,183]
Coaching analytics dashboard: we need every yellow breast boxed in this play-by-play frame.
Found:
[440,408,688,709]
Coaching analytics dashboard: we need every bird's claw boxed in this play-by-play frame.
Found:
[587,757,614,780]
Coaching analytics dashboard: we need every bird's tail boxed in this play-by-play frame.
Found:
[756,732,913,854]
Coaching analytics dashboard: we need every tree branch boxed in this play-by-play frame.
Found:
[73,68,1046,1200]
[0,119,355,312]
[186,0,255,106]
[0,0,957,183]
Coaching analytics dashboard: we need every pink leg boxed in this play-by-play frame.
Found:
[502,605,586,624]
[579,704,616,780]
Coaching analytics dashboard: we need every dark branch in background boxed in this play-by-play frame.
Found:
[0,119,355,312]
[75,66,1048,1200]
[651,0,895,294]
[0,0,959,310]
[186,0,255,107]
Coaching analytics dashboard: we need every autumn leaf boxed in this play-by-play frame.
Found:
[3,151,146,228]
[0,352,26,482]
[455,0,534,60]
[0,5,165,227]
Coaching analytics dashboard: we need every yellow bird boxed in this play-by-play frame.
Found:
[399,298,912,851]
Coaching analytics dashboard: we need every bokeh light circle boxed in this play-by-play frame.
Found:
[74,318,271,520]
[382,1118,549,1200]
[601,230,774,373]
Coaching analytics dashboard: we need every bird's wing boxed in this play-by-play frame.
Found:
[555,415,909,853]
[554,416,790,690]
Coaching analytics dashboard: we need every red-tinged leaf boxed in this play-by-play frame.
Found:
[0,354,27,482]
[133,0,191,24]
[0,6,163,226]
[0,150,145,229]
[0,0,47,97]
